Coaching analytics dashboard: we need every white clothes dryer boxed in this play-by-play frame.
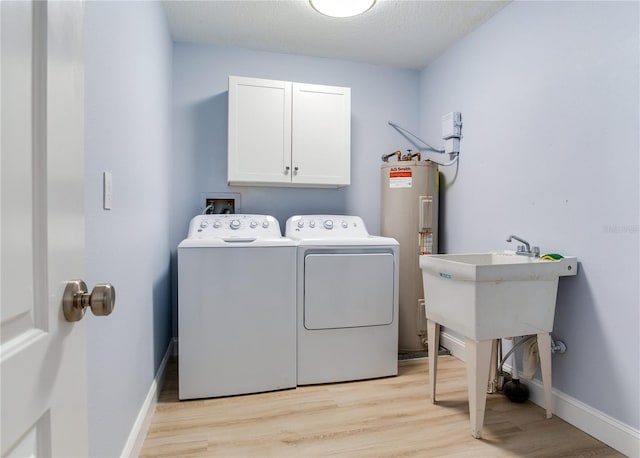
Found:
[178,214,296,400]
[285,215,399,385]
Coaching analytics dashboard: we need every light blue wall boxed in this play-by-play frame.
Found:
[82,1,639,455]
[419,1,639,430]
[84,2,173,457]
[171,43,420,235]
[171,43,421,334]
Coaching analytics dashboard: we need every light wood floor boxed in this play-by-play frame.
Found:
[140,356,620,457]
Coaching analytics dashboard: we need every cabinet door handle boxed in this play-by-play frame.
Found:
[284,166,290,174]
[294,166,299,174]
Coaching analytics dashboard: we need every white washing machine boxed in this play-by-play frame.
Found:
[178,214,296,400]
[285,215,399,385]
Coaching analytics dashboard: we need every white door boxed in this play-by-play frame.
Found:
[1,1,88,456]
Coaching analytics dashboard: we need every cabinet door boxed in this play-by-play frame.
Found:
[228,76,292,185]
[292,83,351,187]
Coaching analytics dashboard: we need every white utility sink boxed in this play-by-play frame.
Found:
[420,251,577,341]
[421,249,578,438]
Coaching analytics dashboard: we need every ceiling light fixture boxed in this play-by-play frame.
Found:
[310,0,376,18]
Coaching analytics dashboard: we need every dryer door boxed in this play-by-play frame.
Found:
[304,252,395,329]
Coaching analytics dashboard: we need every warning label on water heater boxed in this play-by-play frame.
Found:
[389,167,412,188]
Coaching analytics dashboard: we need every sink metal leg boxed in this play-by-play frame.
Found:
[537,332,553,419]
[465,338,493,439]
[427,319,440,403]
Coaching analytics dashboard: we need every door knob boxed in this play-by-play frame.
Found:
[63,280,115,322]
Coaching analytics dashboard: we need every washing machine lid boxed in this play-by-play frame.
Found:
[180,214,295,247]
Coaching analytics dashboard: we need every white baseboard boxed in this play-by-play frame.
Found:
[121,338,176,458]
[438,332,640,457]
[440,329,466,360]
[526,378,640,457]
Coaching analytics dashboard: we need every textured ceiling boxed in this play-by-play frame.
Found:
[163,0,510,70]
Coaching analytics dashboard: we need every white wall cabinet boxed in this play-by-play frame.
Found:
[228,76,351,188]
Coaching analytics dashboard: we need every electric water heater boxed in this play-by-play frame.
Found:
[381,159,439,352]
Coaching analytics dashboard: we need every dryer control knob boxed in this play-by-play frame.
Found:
[213,221,221,228]
[323,220,334,230]
[262,220,270,228]
[309,220,316,228]
[297,220,305,228]
[230,219,241,230]
[200,221,209,228]
[250,221,258,228]
[341,221,348,228]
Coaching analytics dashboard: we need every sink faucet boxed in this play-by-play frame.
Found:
[507,235,540,257]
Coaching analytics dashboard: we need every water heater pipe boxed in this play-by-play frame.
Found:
[402,151,421,161]
[388,121,459,167]
[381,150,402,162]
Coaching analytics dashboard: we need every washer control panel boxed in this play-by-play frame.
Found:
[285,215,369,238]
[187,214,281,239]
